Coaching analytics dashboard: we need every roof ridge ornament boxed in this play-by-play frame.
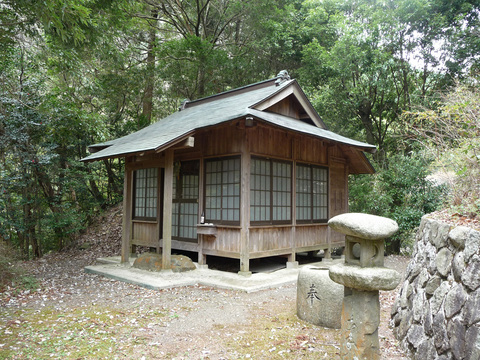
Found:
[275,70,291,86]
[179,99,190,111]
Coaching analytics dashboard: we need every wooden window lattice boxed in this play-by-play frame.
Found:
[204,157,240,224]
[172,161,199,241]
[133,168,158,220]
[250,157,292,224]
[296,164,328,223]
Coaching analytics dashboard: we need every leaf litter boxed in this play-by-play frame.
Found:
[1,205,409,359]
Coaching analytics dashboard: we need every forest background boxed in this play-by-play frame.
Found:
[1,0,479,264]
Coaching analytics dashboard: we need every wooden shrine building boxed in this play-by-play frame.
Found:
[82,71,376,274]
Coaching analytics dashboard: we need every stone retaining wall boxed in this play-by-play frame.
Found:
[391,216,480,359]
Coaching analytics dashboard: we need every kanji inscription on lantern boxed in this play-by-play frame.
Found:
[306,283,321,306]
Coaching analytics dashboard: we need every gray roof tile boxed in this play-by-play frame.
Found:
[82,78,375,162]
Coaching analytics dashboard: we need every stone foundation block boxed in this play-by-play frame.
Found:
[133,253,196,272]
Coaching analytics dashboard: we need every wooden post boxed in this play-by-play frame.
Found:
[344,163,349,212]
[155,167,162,254]
[325,226,332,260]
[197,158,206,266]
[121,164,133,263]
[162,149,174,270]
[326,146,333,260]
[239,128,251,275]
[289,138,297,265]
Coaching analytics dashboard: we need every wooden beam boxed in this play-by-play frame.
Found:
[159,239,200,252]
[162,148,174,270]
[254,86,294,111]
[126,160,165,171]
[121,167,133,263]
[155,132,195,153]
[172,136,194,149]
[252,84,325,128]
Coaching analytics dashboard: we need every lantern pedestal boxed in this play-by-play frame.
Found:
[328,213,401,360]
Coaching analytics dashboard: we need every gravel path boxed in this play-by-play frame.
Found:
[1,207,410,359]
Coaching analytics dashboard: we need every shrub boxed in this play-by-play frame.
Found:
[0,241,38,293]
[349,153,445,254]
[402,81,480,215]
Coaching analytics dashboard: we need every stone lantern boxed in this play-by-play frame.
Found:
[328,213,402,360]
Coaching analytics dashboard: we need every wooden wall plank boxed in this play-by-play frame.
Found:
[329,159,348,218]
[132,222,158,245]
[123,120,351,266]
[248,225,331,253]
[200,227,241,252]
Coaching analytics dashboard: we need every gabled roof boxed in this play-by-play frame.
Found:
[81,72,376,173]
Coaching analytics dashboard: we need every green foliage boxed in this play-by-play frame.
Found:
[349,153,445,253]
[295,0,480,158]
[0,22,121,257]
[2,0,480,259]
[157,35,231,100]
[0,241,39,293]
[402,81,480,215]
[441,141,480,215]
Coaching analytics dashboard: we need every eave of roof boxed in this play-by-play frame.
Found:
[247,109,376,153]
[81,81,290,162]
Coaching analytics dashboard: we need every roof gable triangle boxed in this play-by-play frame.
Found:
[251,80,327,129]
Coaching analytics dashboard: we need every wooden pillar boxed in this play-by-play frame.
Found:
[197,158,206,266]
[326,145,335,260]
[121,164,133,263]
[345,163,350,212]
[155,167,162,254]
[239,128,251,275]
[325,226,332,260]
[162,149,174,270]
[289,138,297,264]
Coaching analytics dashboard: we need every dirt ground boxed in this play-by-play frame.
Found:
[0,207,410,359]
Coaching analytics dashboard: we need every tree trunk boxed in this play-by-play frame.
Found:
[103,159,123,202]
[198,61,206,98]
[422,63,428,99]
[30,222,41,258]
[140,9,159,128]
[88,177,105,206]
[358,99,376,145]
[17,230,27,260]
[33,163,70,250]
[398,31,411,110]
[23,198,36,259]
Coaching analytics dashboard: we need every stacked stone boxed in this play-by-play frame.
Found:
[391,216,480,359]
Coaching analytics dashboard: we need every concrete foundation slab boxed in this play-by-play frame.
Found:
[85,257,343,293]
